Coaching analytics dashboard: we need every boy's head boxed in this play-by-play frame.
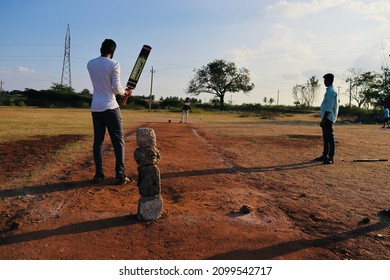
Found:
[323,73,334,87]
[100,39,117,58]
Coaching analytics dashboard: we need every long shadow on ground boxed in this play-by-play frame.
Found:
[207,213,390,259]
[0,215,138,246]
[162,161,322,179]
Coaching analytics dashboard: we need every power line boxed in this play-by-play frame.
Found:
[0,43,62,46]
[0,55,62,57]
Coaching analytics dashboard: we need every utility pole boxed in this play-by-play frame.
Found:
[61,24,71,88]
[385,68,388,97]
[277,90,279,106]
[337,86,342,104]
[149,67,155,111]
[349,79,352,108]
[0,80,3,93]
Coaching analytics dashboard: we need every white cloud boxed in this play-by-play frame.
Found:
[345,1,390,27]
[16,66,36,74]
[266,0,339,19]
[223,0,390,105]
[267,0,390,27]
[228,23,315,65]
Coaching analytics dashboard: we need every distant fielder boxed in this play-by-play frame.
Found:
[383,107,389,128]
[179,97,192,124]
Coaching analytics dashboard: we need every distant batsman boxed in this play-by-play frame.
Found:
[87,39,132,184]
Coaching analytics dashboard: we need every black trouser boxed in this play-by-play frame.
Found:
[384,118,389,127]
[322,119,335,159]
[92,108,125,178]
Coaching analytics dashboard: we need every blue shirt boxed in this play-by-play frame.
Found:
[384,108,389,119]
[320,85,339,123]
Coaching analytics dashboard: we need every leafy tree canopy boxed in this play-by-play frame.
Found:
[186,59,254,109]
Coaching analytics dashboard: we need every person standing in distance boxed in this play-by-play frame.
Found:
[314,73,339,164]
[87,39,132,184]
[382,107,389,128]
[179,97,192,124]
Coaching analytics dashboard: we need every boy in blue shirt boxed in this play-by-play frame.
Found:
[314,73,339,164]
[383,107,389,128]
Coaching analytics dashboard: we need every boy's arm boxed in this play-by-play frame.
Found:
[112,62,126,95]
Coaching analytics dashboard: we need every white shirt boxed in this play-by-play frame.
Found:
[87,56,125,112]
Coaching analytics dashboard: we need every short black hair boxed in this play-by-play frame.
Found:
[100,39,116,56]
[323,73,334,83]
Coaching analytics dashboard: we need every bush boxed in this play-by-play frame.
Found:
[338,106,380,123]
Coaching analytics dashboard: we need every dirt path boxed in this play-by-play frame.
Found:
[0,121,389,259]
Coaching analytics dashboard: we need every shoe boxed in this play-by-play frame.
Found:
[92,174,106,183]
[323,158,334,164]
[114,176,133,185]
[312,155,327,162]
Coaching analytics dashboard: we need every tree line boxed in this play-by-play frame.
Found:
[1,58,388,123]
[0,82,381,123]
[2,60,390,111]
[0,82,204,110]
[292,67,390,109]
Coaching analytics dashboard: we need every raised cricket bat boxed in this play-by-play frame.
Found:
[121,44,152,106]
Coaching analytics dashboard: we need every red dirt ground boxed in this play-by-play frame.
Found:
[0,119,389,259]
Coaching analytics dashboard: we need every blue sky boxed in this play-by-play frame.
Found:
[2,0,390,105]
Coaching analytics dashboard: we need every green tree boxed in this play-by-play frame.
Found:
[50,82,75,94]
[292,76,320,107]
[346,68,381,108]
[374,67,390,108]
[80,88,91,95]
[306,76,320,105]
[186,59,254,109]
[159,96,182,109]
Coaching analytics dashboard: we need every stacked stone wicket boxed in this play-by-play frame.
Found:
[134,128,163,221]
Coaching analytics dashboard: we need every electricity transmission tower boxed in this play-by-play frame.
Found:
[61,24,71,88]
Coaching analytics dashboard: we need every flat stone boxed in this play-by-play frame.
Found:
[137,195,163,221]
[137,165,161,197]
[134,146,160,166]
[136,128,156,148]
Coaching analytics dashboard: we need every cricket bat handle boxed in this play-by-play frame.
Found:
[121,95,129,106]
[121,88,132,106]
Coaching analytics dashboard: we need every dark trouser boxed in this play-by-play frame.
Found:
[322,119,335,159]
[384,118,389,127]
[92,108,125,178]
